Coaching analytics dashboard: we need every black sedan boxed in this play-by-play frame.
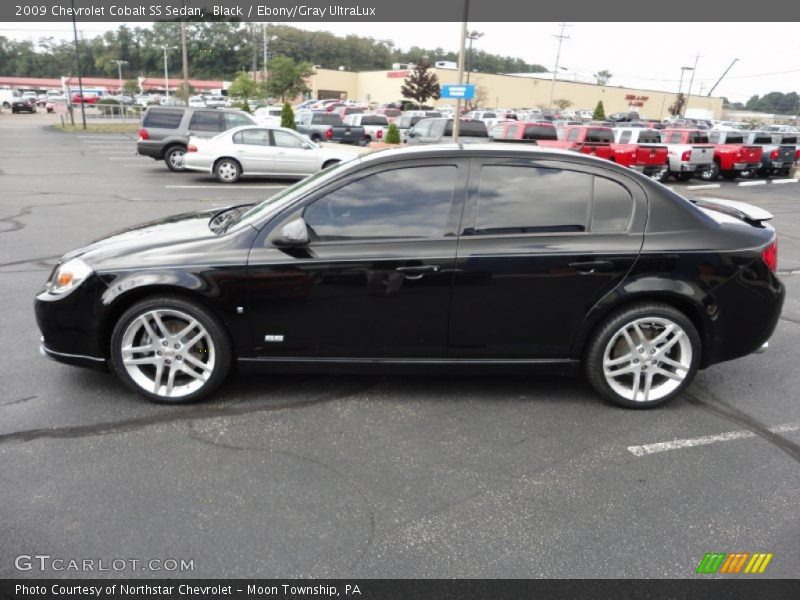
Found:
[11,98,37,113]
[35,145,784,408]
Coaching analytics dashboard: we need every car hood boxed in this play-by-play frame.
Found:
[61,208,230,266]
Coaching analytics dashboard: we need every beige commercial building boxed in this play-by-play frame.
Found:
[307,68,723,120]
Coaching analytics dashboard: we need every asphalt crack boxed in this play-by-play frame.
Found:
[0,395,37,408]
[684,389,800,465]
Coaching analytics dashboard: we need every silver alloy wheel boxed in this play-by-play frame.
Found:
[216,161,238,182]
[168,149,185,169]
[602,316,692,403]
[120,309,216,399]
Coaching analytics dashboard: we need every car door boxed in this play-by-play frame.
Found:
[448,157,646,359]
[245,158,468,358]
[271,129,317,175]
[231,129,275,174]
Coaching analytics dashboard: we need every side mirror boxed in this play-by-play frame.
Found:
[301,142,314,149]
[274,217,309,247]
[408,130,416,138]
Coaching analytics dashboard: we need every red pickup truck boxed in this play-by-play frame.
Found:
[695,130,763,181]
[538,126,669,180]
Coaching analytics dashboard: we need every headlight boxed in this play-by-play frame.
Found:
[47,258,93,295]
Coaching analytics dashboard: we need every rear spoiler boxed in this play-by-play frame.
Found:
[689,197,774,226]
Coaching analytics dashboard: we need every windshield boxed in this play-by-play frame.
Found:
[226,161,357,232]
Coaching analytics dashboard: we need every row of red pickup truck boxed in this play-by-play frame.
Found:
[490,122,799,182]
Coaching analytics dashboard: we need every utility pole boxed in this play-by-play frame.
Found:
[69,0,86,129]
[252,23,258,82]
[114,60,127,93]
[181,19,190,105]
[684,53,701,114]
[452,0,469,141]
[465,30,483,85]
[161,46,177,100]
[548,23,571,110]
[707,58,738,96]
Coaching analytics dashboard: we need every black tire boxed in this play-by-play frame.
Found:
[697,161,720,181]
[110,295,233,404]
[657,169,671,183]
[214,158,241,183]
[585,302,701,409]
[672,172,693,182]
[358,137,371,147]
[164,145,187,172]
[310,134,322,143]
[720,170,739,181]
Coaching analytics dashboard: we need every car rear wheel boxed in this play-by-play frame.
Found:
[214,158,241,183]
[721,170,739,180]
[585,303,700,408]
[164,146,187,172]
[697,161,720,181]
[672,172,693,182]
[110,296,232,403]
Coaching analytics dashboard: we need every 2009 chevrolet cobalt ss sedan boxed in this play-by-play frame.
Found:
[35,145,784,408]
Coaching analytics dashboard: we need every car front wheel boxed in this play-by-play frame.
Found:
[585,303,700,408]
[110,296,232,403]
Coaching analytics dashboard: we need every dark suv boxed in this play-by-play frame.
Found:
[137,107,255,171]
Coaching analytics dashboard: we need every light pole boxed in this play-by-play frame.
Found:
[263,27,277,95]
[114,60,128,93]
[452,0,469,141]
[161,46,177,100]
[465,30,483,85]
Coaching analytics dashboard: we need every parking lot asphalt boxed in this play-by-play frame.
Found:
[1,112,799,578]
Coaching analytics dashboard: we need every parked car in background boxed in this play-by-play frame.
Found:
[465,110,513,130]
[188,96,206,108]
[395,115,427,142]
[71,92,100,105]
[36,145,783,408]
[183,126,357,183]
[740,132,798,177]
[659,129,715,181]
[373,107,403,123]
[489,121,558,142]
[137,106,256,171]
[204,95,227,109]
[295,112,366,145]
[254,105,285,127]
[343,113,390,143]
[405,118,489,144]
[0,88,21,109]
[11,97,37,113]
[334,106,365,120]
[695,130,764,181]
[607,111,640,123]
[45,96,67,113]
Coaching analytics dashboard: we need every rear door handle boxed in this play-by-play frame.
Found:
[396,265,440,279]
[569,260,613,274]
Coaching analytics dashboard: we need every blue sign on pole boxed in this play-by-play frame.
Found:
[441,84,476,100]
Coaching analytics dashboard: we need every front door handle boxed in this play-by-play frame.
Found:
[396,265,440,279]
[569,260,613,274]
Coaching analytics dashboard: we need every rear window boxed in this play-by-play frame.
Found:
[689,133,709,143]
[523,125,557,140]
[313,114,344,126]
[754,135,772,144]
[382,109,402,117]
[143,109,183,129]
[361,116,389,126]
[585,129,614,143]
[781,136,797,144]
[725,135,744,144]
[638,131,661,144]
[444,121,488,137]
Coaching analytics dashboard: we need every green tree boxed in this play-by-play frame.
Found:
[385,123,401,144]
[592,100,605,120]
[122,79,139,94]
[554,98,573,110]
[668,93,686,117]
[228,72,260,106]
[264,56,313,103]
[400,60,440,107]
[281,102,296,130]
[594,70,612,85]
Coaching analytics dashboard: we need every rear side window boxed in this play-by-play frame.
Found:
[586,129,614,143]
[232,129,270,146]
[361,116,389,126]
[143,109,183,129]
[444,121,488,137]
[666,132,682,144]
[313,114,344,126]
[189,111,223,132]
[523,125,557,140]
[592,177,633,232]
[474,166,591,235]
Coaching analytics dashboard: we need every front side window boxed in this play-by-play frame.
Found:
[272,130,305,148]
[303,166,458,241]
[474,166,591,235]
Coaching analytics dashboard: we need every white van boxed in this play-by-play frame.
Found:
[0,88,21,108]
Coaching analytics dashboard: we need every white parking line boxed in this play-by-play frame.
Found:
[738,180,767,186]
[165,185,289,189]
[772,178,799,184]
[81,141,132,144]
[627,422,800,457]
[687,184,720,190]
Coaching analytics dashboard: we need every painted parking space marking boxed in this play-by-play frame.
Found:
[772,178,798,184]
[165,185,289,189]
[739,180,768,186]
[687,184,721,190]
[627,422,800,456]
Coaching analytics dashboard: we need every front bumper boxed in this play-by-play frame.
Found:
[40,338,107,371]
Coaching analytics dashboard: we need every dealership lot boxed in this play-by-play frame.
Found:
[1,113,799,578]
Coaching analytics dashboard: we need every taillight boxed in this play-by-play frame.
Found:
[138,128,149,141]
[681,150,691,161]
[377,129,383,139]
[325,128,332,140]
[187,144,197,153]
[770,149,779,160]
[795,149,800,159]
[761,239,778,273]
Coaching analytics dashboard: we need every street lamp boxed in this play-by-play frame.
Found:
[114,60,128,93]
[465,30,483,85]
[161,46,177,100]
